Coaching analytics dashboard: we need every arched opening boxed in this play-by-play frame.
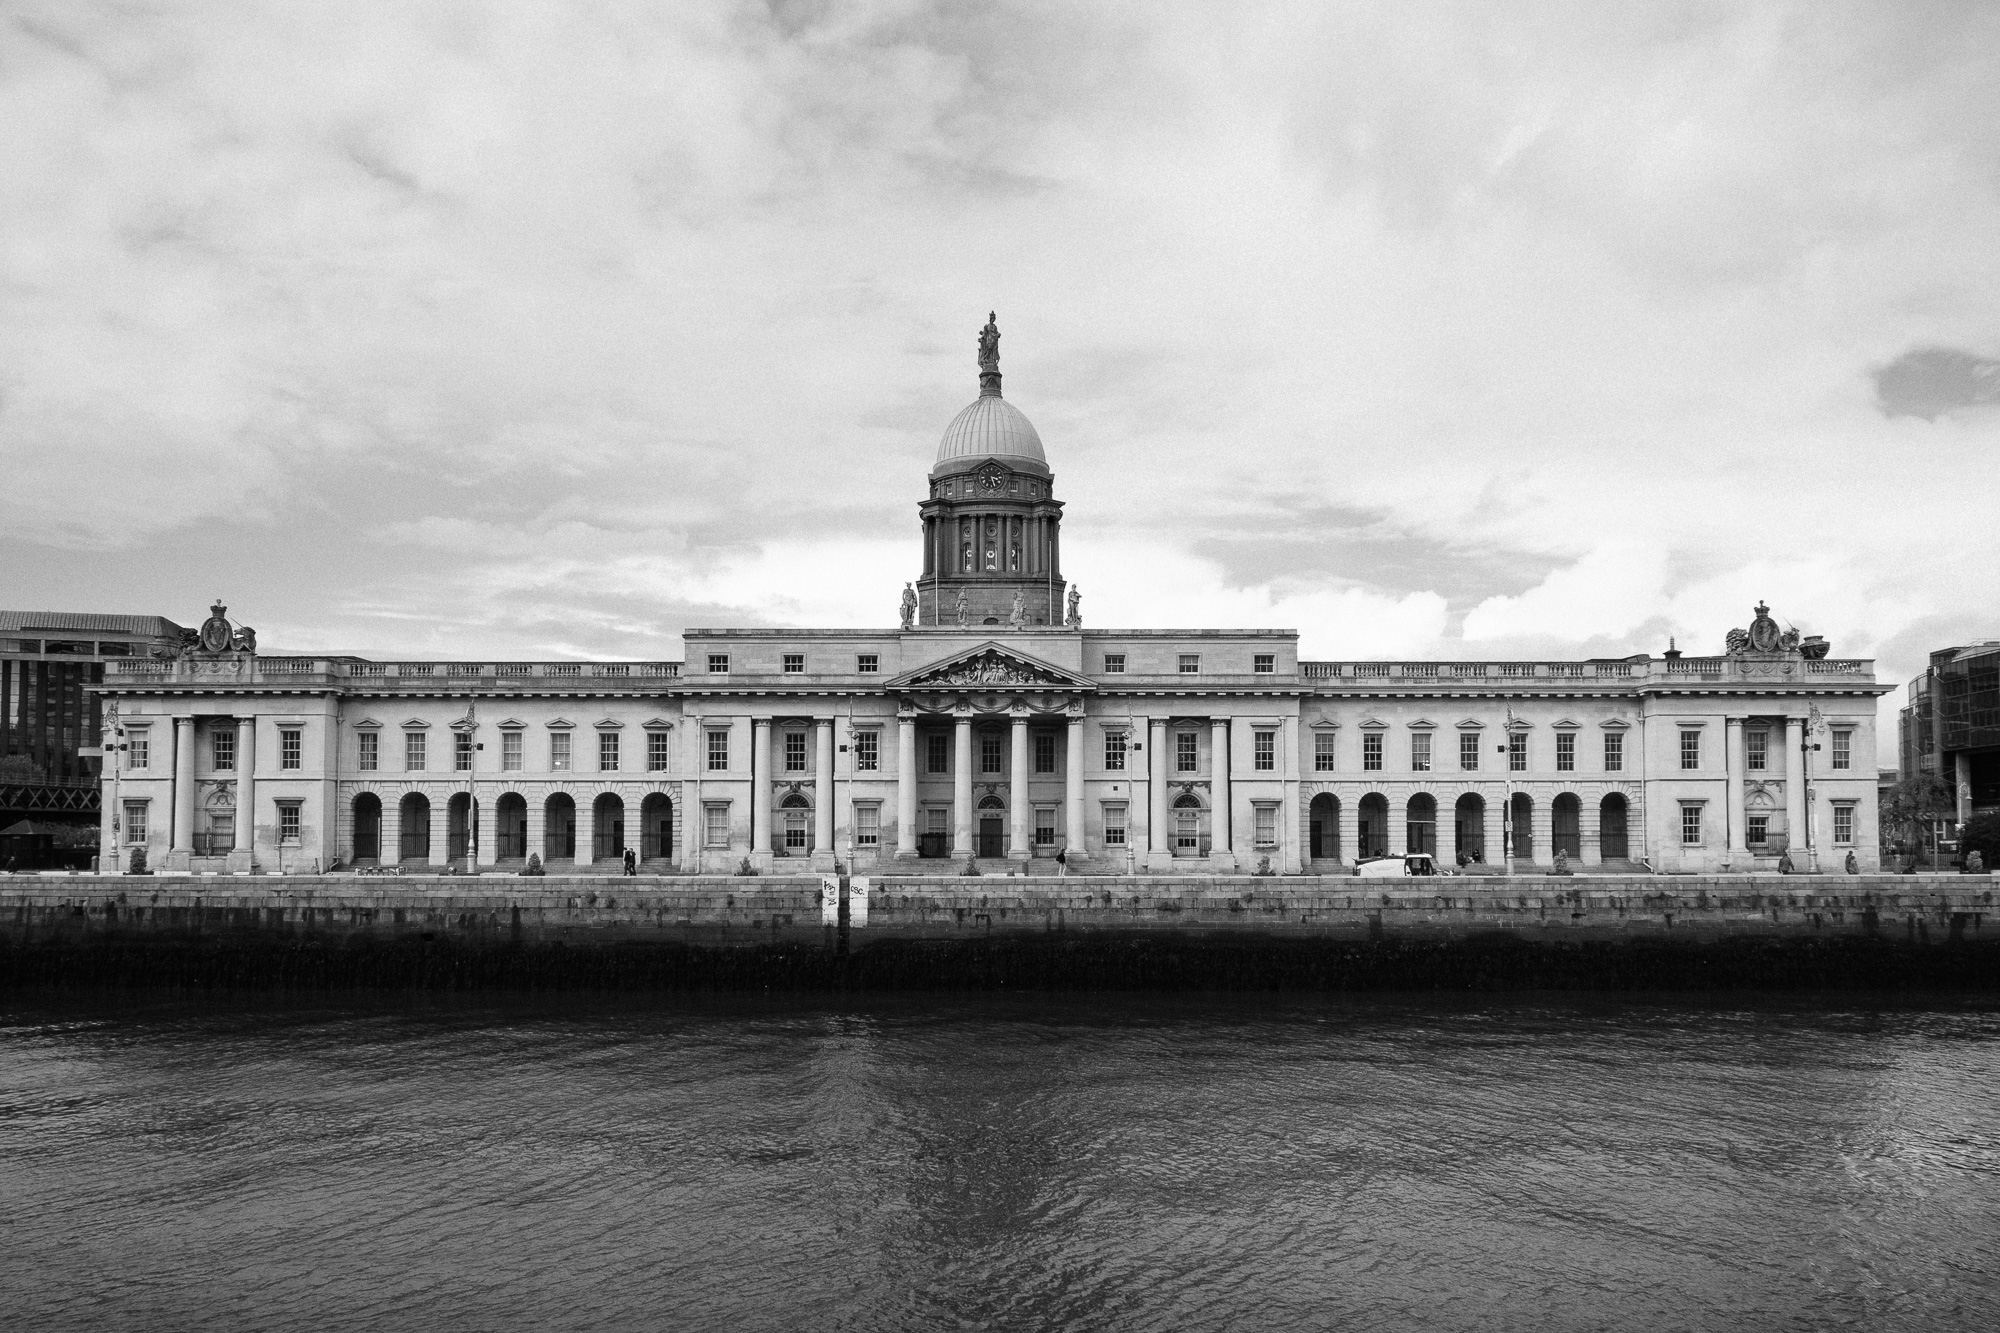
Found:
[1308,793,1339,862]
[495,793,528,862]
[1600,793,1629,861]
[1509,792,1534,864]
[1552,792,1581,861]
[593,793,626,863]
[640,793,673,864]
[1454,793,1485,865]
[777,791,812,856]
[399,793,431,864]
[1358,793,1389,859]
[1172,791,1209,857]
[1406,793,1437,856]
[352,792,381,863]
[977,792,1006,858]
[447,792,472,863]
[544,793,576,863]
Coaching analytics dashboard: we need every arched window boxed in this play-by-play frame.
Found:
[399,793,430,864]
[494,793,528,861]
[1308,792,1339,862]
[640,793,673,863]
[779,791,811,855]
[351,792,382,863]
[1552,793,1581,860]
[1172,791,1207,856]
[1509,792,1534,864]
[1358,793,1389,859]
[1600,793,1629,861]
[544,792,576,862]
[1453,793,1485,865]
[1406,793,1437,856]
[593,793,626,862]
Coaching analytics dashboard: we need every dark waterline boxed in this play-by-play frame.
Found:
[3,991,1996,1332]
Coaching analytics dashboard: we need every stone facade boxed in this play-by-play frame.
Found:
[91,320,1890,876]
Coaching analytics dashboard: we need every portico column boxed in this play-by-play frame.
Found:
[475,791,498,871]
[896,716,917,856]
[752,719,772,860]
[1784,717,1806,857]
[428,791,450,868]
[1009,713,1030,860]
[171,716,195,854]
[814,719,834,856]
[1148,719,1169,858]
[1210,719,1232,856]
[1065,714,1086,860]
[383,794,403,867]
[234,717,256,858]
[953,714,973,856]
[1725,718,1747,862]
[524,796,544,869]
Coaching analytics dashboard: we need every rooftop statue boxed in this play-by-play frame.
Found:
[1065,585,1082,629]
[978,312,1000,373]
[900,583,917,631]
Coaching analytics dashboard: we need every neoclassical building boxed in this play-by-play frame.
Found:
[94,318,1891,876]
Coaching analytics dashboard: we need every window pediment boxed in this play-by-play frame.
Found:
[1407,719,1437,731]
[546,718,575,730]
[1551,719,1582,730]
[496,718,527,730]
[642,718,674,730]
[1455,718,1485,730]
[1358,718,1389,731]
[595,718,625,730]
[1600,718,1631,730]
[400,718,430,730]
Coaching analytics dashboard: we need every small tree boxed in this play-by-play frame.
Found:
[1959,812,2000,870]
[522,852,545,877]
[1883,774,1958,865]
[127,845,148,875]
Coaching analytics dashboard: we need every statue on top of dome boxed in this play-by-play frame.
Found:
[977,312,1000,373]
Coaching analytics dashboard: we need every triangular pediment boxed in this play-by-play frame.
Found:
[886,641,1096,691]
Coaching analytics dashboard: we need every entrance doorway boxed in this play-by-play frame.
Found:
[979,816,1004,858]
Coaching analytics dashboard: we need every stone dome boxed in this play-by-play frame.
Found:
[936,394,1045,466]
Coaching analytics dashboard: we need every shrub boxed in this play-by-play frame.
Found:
[127,846,148,875]
[737,857,759,877]
[961,854,981,877]
[523,852,545,877]
[1960,813,2000,869]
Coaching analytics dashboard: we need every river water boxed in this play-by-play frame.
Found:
[2,992,1995,1332]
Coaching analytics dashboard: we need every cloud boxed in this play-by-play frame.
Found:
[5,2,2000,770]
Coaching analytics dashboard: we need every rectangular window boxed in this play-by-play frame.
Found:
[1178,654,1200,674]
[1178,732,1199,773]
[782,653,805,674]
[708,653,730,674]
[706,730,729,771]
[976,731,1000,773]
[928,734,950,774]
[1555,732,1575,772]
[599,731,620,772]
[785,732,807,772]
[1834,803,1855,845]
[1362,733,1382,770]
[704,803,730,846]
[1034,733,1055,774]
[1254,804,1277,847]
[1460,732,1480,771]
[211,730,235,771]
[1102,802,1128,846]
[357,731,378,771]
[278,801,301,843]
[855,731,879,771]
[1747,729,1768,771]
[1680,803,1703,845]
[1314,732,1336,772]
[857,654,878,674]
[280,728,301,770]
[502,731,523,771]
[455,732,473,772]
[1253,653,1275,674]
[1103,730,1127,771]
[1035,808,1057,846]
[123,801,147,845]
[1832,729,1852,771]
[1508,732,1526,772]
[855,804,880,847]
[128,733,150,770]
[925,808,948,834]
[551,731,571,771]
[1747,814,1769,846]
[647,732,670,771]
[1254,730,1275,771]
[405,731,426,771]
[1604,731,1623,772]
[1103,653,1126,673]
[1410,732,1431,772]
[1680,729,1701,771]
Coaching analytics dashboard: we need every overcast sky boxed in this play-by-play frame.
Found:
[4,2,1998,758]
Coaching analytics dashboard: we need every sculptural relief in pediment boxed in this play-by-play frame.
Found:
[909,649,1073,689]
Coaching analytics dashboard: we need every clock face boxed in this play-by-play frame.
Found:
[977,466,1005,492]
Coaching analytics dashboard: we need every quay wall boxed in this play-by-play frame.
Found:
[2,874,1994,992]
